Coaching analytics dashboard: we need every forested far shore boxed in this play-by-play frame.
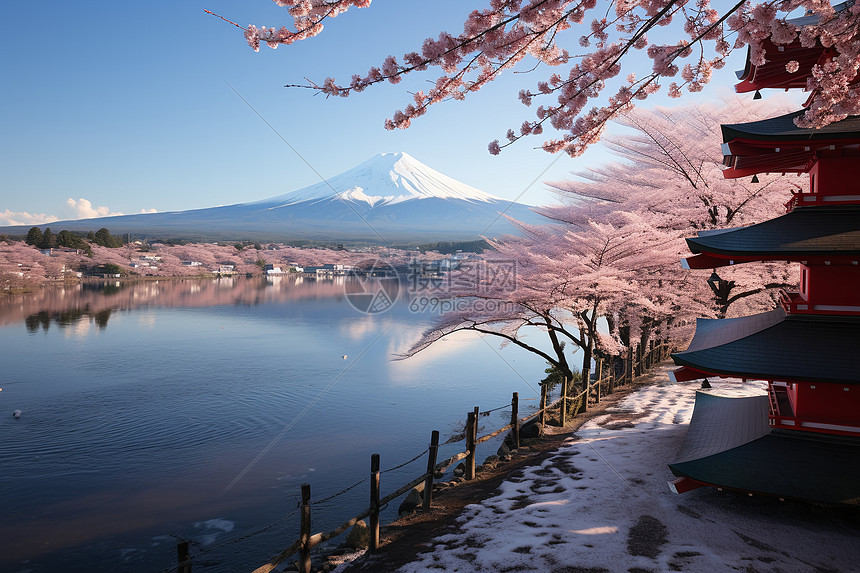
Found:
[0,235,461,292]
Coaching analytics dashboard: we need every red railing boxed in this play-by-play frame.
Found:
[784,191,860,212]
[768,382,860,437]
[779,289,810,314]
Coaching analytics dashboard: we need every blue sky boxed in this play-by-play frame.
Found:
[2,1,765,227]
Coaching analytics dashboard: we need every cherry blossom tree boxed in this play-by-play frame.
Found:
[0,238,451,282]
[545,96,801,230]
[405,98,802,379]
[211,0,860,156]
[406,210,692,386]
[543,98,799,318]
[0,240,45,291]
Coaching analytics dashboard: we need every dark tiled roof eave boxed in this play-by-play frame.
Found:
[735,42,824,91]
[734,1,853,93]
[685,205,860,257]
[672,311,860,384]
[722,110,860,143]
[670,428,860,506]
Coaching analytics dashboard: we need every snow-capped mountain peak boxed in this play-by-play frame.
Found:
[261,152,506,209]
[6,151,545,243]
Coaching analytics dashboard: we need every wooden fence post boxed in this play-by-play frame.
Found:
[177,540,191,573]
[511,392,520,449]
[539,383,547,427]
[559,377,568,426]
[465,410,477,480]
[370,455,380,551]
[299,483,312,573]
[423,430,439,510]
[596,358,603,403]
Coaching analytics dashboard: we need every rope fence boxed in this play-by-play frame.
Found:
[163,339,672,573]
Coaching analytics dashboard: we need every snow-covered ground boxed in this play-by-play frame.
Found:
[391,371,860,572]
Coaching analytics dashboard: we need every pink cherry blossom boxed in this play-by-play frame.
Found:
[209,0,860,156]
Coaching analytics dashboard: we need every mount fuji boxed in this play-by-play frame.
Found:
[8,153,546,243]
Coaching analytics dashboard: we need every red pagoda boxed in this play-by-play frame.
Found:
[666,5,860,506]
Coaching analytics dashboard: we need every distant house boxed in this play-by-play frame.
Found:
[40,248,82,256]
[315,264,338,277]
[181,261,203,267]
[312,264,355,277]
[264,264,284,275]
[218,265,236,276]
[129,261,150,268]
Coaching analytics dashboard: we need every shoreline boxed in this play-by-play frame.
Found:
[323,367,860,573]
[325,370,666,573]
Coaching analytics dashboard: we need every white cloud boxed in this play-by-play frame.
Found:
[66,198,124,219]
[0,198,148,226]
[0,209,59,226]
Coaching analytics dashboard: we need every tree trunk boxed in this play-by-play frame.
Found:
[546,322,574,383]
[580,335,593,396]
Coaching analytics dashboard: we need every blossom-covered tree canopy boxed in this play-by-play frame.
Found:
[544,96,801,230]
[210,0,860,156]
[403,98,799,375]
[543,98,798,317]
[404,212,687,381]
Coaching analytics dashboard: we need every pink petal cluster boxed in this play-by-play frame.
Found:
[239,0,372,52]
[728,0,860,129]
[406,99,800,376]
[226,0,860,156]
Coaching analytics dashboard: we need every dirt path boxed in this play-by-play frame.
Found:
[330,374,664,572]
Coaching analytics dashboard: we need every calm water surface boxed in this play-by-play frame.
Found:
[0,277,551,572]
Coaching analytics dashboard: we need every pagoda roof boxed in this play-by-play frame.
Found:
[669,393,860,506]
[671,308,860,384]
[683,205,860,267]
[734,2,852,94]
[722,110,860,142]
[673,392,770,464]
[735,42,827,93]
[721,111,860,177]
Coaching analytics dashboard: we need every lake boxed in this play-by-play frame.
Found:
[0,276,554,572]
